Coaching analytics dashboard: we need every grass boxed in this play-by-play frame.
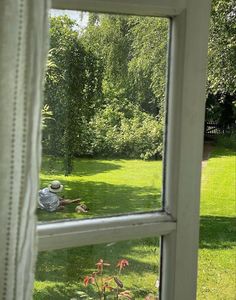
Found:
[34,238,160,300]
[34,145,235,299]
[38,158,162,222]
[197,146,236,300]
[35,158,162,299]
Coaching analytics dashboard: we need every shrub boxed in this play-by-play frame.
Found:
[216,134,236,150]
[85,99,163,159]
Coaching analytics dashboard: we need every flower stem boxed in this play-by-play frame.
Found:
[94,278,103,300]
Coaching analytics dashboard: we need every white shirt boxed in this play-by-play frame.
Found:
[38,188,60,212]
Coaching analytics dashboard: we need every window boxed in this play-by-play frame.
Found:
[36,238,161,299]
[0,0,211,299]
[37,0,212,299]
[36,8,169,299]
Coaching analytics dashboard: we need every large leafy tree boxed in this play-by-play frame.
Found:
[81,14,168,117]
[43,16,103,174]
[43,7,235,168]
[81,14,131,100]
[207,0,235,94]
[206,0,236,129]
[127,17,168,116]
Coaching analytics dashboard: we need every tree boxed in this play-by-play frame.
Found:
[81,14,131,100]
[207,0,236,95]
[127,17,168,116]
[81,14,168,117]
[43,16,103,174]
[205,0,236,130]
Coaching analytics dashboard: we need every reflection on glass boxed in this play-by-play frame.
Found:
[34,238,160,300]
[39,10,168,221]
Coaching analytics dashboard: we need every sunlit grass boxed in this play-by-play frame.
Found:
[38,158,162,221]
[35,158,162,299]
[200,147,235,217]
[34,146,235,299]
[198,146,236,300]
[35,238,160,300]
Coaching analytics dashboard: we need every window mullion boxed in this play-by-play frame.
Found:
[161,0,211,299]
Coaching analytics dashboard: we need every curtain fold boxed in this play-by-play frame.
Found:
[0,0,49,299]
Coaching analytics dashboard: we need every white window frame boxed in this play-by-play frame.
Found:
[37,0,212,299]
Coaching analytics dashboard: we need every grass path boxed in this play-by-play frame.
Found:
[198,146,235,300]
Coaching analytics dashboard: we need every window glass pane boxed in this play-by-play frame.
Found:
[39,9,169,221]
[34,237,160,299]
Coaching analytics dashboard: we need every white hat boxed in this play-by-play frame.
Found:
[48,180,63,193]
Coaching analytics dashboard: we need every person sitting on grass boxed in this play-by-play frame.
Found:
[38,180,88,213]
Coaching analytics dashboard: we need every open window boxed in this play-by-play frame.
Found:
[36,9,170,299]
[36,0,212,299]
[0,0,211,299]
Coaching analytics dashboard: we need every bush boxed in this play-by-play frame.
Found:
[84,99,163,159]
[216,134,236,150]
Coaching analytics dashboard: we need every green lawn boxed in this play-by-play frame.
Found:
[38,158,162,222]
[35,159,162,299]
[34,146,235,299]
[34,238,160,300]
[198,146,235,300]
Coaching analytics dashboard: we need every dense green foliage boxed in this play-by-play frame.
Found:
[81,15,168,116]
[207,0,235,95]
[127,17,168,116]
[81,100,163,159]
[43,16,103,173]
[43,2,235,173]
[43,15,168,171]
[41,104,53,130]
[38,7,235,297]
[205,0,236,129]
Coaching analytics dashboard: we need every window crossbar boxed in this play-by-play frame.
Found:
[37,211,176,251]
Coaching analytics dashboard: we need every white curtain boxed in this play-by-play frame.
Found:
[0,0,49,299]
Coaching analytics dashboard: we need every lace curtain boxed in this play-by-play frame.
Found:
[0,0,49,299]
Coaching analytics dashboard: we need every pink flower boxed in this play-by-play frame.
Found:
[116,259,129,271]
[96,259,110,272]
[84,275,95,286]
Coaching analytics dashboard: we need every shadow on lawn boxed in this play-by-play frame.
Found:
[36,159,162,298]
[199,215,236,249]
[208,147,235,159]
[41,157,122,177]
[37,179,161,222]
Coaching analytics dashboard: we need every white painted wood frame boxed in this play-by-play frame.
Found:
[51,0,187,17]
[37,212,176,251]
[38,0,212,299]
[161,1,211,299]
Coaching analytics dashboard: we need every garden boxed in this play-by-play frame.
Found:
[34,139,235,299]
[35,1,235,298]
